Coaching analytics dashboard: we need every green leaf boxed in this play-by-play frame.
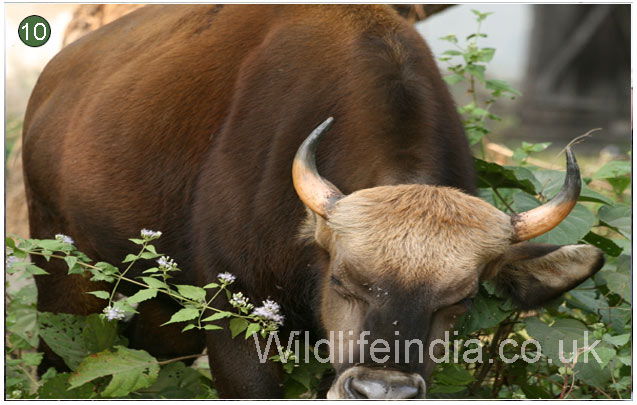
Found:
[477,47,495,62]
[203,282,219,289]
[435,363,475,386]
[113,300,138,314]
[64,256,78,272]
[140,276,168,290]
[204,324,223,331]
[86,290,110,300]
[524,318,613,386]
[39,312,90,370]
[182,324,197,332]
[126,288,158,304]
[6,288,39,347]
[512,191,541,212]
[95,262,119,275]
[520,385,552,399]
[22,352,43,367]
[443,74,465,85]
[38,372,96,399]
[582,232,622,257]
[140,251,160,259]
[129,238,145,245]
[439,34,458,44]
[122,254,139,263]
[475,159,537,194]
[592,346,615,369]
[606,177,631,196]
[466,126,488,146]
[6,236,16,249]
[466,33,487,40]
[601,271,631,303]
[602,333,630,347]
[134,361,211,399]
[26,264,49,275]
[471,9,493,21]
[466,64,485,82]
[202,311,232,322]
[593,160,630,179]
[522,141,551,153]
[229,318,249,338]
[90,262,118,282]
[83,314,125,353]
[597,204,630,239]
[36,239,67,251]
[524,317,588,364]
[162,307,200,326]
[175,285,207,302]
[485,79,522,97]
[457,291,511,334]
[142,267,160,274]
[579,185,614,205]
[68,346,159,397]
[592,161,631,195]
[442,49,462,56]
[245,323,262,339]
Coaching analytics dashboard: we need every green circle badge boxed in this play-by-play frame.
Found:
[18,15,51,47]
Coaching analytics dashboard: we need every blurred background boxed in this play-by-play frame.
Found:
[5,4,632,239]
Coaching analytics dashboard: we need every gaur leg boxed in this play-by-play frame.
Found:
[125,297,206,361]
[27,200,111,374]
[205,324,284,398]
[34,260,111,374]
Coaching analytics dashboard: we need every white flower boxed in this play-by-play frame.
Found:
[103,306,125,321]
[252,299,284,325]
[55,234,74,245]
[5,256,20,269]
[218,272,236,284]
[141,229,162,240]
[230,292,253,310]
[157,256,178,271]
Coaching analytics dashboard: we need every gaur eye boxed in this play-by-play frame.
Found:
[329,275,343,287]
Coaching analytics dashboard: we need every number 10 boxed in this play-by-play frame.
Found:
[21,22,47,41]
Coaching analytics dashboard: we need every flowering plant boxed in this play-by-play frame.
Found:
[5,230,288,398]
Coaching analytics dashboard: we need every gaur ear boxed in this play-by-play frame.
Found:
[486,243,604,309]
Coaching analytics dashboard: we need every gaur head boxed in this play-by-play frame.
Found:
[292,118,604,399]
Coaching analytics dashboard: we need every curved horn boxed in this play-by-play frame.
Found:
[511,147,581,241]
[292,117,343,218]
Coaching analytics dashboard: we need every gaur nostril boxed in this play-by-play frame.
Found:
[348,377,421,399]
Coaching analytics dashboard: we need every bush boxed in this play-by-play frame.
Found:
[428,10,631,399]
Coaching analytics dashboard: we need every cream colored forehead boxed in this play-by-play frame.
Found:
[327,185,514,284]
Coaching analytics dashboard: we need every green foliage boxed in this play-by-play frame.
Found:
[439,10,521,150]
[5,228,323,398]
[68,346,160,397]
[429,9,632,399]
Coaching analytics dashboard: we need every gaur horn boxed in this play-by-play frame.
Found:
[511,147,581,241]
[292,117,343,218]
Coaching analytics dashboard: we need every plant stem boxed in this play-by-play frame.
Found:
[108,244,147,307]
[18,364,40,389]
[157,353,206,366]
[197,286,226,328]
[26,249,256,323]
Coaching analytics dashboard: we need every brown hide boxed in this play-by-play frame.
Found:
[23,5,474,397]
